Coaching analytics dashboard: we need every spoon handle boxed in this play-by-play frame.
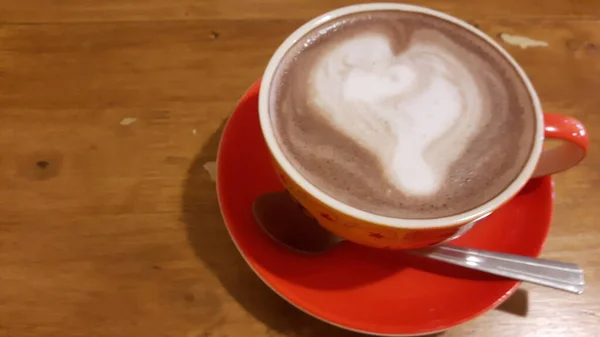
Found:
[412,244,584,294]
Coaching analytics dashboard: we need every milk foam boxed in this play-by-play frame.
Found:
[310,30,486,196]
[271,11,535,219]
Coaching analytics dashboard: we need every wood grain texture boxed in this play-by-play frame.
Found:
[0,0,599,22]
[0,1,599,336]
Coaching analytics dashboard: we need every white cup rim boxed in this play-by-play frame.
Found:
[259,3,544,229]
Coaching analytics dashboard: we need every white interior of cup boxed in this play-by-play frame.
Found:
[259,3,544,229]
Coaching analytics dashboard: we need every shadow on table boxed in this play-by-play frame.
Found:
[182,122,367,336]
[496,288,529,317]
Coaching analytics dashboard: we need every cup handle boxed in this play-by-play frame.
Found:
[532,113,589,177]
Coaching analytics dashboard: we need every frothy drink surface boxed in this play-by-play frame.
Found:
[269,11,536,219]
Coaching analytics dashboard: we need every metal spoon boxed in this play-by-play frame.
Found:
[253,192,584,294]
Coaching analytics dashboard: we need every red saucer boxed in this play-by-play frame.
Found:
[217,80,553,336]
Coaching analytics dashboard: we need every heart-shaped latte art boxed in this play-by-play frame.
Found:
[309,30,487,196]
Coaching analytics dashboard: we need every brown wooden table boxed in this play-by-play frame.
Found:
[1,1,599,336]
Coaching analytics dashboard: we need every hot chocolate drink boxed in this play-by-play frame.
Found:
[267,10,536,219]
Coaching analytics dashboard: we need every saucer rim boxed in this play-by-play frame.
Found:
[215,81,550,336]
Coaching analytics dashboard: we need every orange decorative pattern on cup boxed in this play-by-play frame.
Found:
[272,160,466,249]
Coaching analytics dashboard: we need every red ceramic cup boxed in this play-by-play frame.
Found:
[258,3,589,250]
